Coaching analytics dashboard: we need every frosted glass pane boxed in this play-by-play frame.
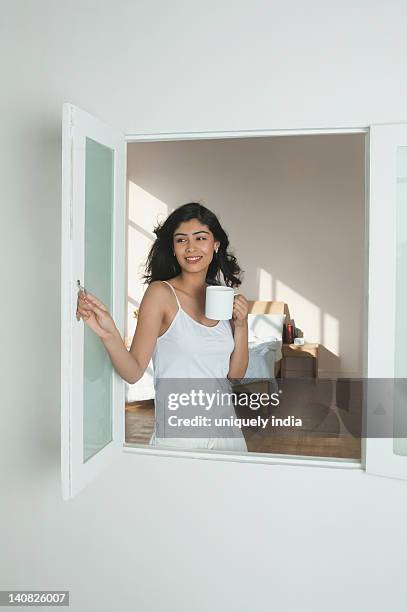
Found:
[83,138,114,462]
[394,146,407,456]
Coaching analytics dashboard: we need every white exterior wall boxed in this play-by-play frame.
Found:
[2,2,407,610]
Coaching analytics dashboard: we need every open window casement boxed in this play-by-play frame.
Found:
[365,123,407,481]
[61,104,126,499]
[61,103,407,499]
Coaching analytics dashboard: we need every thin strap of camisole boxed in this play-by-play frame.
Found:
[161,280,181,309]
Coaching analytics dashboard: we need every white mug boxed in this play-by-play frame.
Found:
[205,286,236,320]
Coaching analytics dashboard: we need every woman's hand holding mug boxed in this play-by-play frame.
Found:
[76,291,119,340]
[205,286,249,326]
[232,293,249,327]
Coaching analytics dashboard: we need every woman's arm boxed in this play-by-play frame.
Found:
[127,282,169,383]
[101,332,142,385]
[78,281,167,384]
[227,294,249,380]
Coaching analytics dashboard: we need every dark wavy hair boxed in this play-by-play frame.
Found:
[142,202,243,287]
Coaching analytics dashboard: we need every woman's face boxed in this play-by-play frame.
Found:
[173,218,220,274]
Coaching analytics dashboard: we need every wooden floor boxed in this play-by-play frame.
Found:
[125,400,361,459]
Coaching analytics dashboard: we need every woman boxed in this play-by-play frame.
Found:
[76,202,249,452]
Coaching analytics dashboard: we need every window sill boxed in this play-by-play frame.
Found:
[123,442,363,470]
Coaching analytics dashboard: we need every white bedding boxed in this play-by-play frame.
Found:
[238,337,281,383]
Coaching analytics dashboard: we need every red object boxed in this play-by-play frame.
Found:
[286,323,294,344]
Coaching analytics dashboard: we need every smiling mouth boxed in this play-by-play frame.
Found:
[185,256,203,263]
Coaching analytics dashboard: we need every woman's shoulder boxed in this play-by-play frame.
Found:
[147,279,168,289]
[141,280,178,309]
[143,280,172,298]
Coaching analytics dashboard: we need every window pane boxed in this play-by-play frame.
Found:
[83,137,114,462]
[394,146,407,456]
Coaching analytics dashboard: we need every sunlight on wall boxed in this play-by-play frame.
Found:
[126,230,154,342]
[257,268,273,300]
[126,180,168,342]
[323,312,340,356]
[275,279,321,343]
[128,181,168,231]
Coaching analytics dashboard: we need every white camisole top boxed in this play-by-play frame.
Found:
[152,280,235,379]
[149,280,248,452]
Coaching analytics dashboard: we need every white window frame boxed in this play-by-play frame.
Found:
[364,123,407,480]
[63,105,407,500]
[61,105,126,499]
[122,125,368,473]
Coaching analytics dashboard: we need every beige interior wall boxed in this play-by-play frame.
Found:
[127,134,365,376]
